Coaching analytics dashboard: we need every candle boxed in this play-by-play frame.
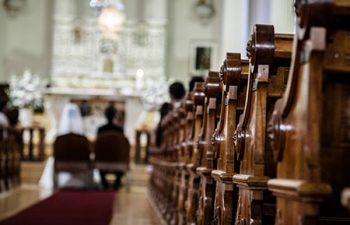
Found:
[136,69,144,90]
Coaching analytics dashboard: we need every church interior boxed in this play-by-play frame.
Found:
[0,0,350,225]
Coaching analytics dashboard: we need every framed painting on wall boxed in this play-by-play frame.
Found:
[189,40,217,76]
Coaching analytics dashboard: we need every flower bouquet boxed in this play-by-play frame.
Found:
[9,69,46,126]
[9,69,45,110]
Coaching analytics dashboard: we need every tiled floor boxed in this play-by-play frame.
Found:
[0,184,52,221]
[0,185,162,225]
[110,186,163,225]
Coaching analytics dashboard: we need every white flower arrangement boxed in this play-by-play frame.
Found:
[9,69,46,109]
[141,80,169,111]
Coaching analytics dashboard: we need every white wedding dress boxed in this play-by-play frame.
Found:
[39,102,100,190]
[57,102,84,135]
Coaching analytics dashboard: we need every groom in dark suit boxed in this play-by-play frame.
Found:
[97,104,124,189]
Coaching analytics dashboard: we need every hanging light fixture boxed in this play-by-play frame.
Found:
[194,0,215,25]
[3,0,26,17]
[98,6,125,33]
[90,0,125,38]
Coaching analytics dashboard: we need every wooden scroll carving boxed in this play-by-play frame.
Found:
[232,24,293,225]
[196,71,222,225]
[164,112,178,223]
[211,52,243,225]
[0,127,22,191]
[177,99,192,225]
[186,82,206,225]
[267,0,350,224]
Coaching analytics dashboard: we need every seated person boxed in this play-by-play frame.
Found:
[169,81,185,109]
[189,76,204,92]
[0,89,9,126]
[97,104,124,190]
[156,102,172,147]
[97,104,123,135]
[58,102,84,135]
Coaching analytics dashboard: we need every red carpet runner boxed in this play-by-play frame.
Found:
[0,190,115,225]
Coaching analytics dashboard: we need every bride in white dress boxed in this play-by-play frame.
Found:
[58,102,84,135]
[40,102,99,190]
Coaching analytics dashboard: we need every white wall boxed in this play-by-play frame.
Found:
[0,0,295,85]
[248,0,271,34]
[124,0,167,22]
[166,0,223,87]
[0,6,6,82]
[0,0,53,82]
[218,0,294,63]
[220,0,249,60]
[270,0,294,33]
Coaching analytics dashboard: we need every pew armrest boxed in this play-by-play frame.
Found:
[267,179,332,201]
[94,162,128,172]
[211,170,234,183]
[177,162,186,169]
[55,161,91,172]
[196,166,212,177]
[232,174,269,190]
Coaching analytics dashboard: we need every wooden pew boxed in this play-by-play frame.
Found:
[211,53,249,225]
[232,24,293,225]
[196,71,222,225]
[166,111,180,224]
[267,1,350,224]
[0,126,22,192]
[170,106,187,225]
[186,82,206,225]
[0,126,5,192]
[8,127,22,188]
[177,93,194,225]
[149,113,171,217]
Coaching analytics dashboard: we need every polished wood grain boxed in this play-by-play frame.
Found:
[211,53,244,225]
[185,82,206,225]
[196,71,222,225]
[267,1,350,225]
[0,127,22,192]
[232,24,293,225]
[177,94,194,225]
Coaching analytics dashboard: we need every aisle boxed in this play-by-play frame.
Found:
[0,163,162,225]
[110,187,162,225]
[0,189,114,225]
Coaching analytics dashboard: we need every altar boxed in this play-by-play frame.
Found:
[44,87,153,145]
[44,0,167,144]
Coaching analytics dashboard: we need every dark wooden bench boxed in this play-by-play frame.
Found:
[196,71,222,225]
[211,53,248,225]
[232,24,293,225]
[186,82,206,225]
[267,1,350,225]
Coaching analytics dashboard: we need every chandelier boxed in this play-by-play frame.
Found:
[90,0,125,38]
[194,0,215,25]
